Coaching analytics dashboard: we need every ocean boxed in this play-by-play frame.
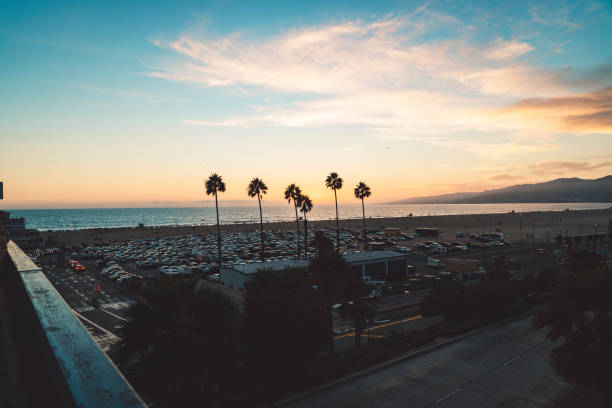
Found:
[5,203,611,231]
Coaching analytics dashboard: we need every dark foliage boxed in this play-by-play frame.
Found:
[422,277,523,327]
[0,227,7,263]
[117,276,238,407]
[242,267,327,395]
[534,252,612,404]
[308,232,351,354]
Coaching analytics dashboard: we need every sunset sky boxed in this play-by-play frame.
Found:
[1,0,611,209]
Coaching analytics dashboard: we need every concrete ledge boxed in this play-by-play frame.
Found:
[2,241,146,408]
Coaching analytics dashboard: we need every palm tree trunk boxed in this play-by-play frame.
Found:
[215,192,222,269]
[334,189,339,252]
[294,203,300,259]
[258,194,264,261]
[361,198,367,248]
[304,216,308,259]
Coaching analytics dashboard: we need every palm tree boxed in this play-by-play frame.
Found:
[325,172,343,253]
[117,277,238,405]
[247,177,268,261]
[300,194,313,259]
[284,184,303,259]
[206,173,226,269]
[354,181,371,248]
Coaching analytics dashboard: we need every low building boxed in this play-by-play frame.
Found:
[220,259,309,290]
[445,258,481,274]
[415,228,440,238]
[383,227,401,235]
[220,251,412,290]
[0,210,42,247]
[344,251,411,284]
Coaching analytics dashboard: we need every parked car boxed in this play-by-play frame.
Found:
[432,246,447,254]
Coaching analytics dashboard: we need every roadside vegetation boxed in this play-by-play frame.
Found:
[535,251,612,408]
[116,229,611,407]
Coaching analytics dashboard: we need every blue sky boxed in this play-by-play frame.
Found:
[1,0,611,208]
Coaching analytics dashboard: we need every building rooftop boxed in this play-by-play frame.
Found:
[343,251,408,263]
[222,251,409,276]
[222,259,309,275]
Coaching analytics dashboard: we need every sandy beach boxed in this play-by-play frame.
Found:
[42,207,612,246]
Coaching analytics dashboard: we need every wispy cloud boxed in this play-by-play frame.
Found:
[497,86,612,134]
[484,38,534,61]
[490,174,526,181]
[147,7,610,157]
[529,160,612,175]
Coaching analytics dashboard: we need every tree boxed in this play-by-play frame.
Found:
[299,194,313,259]
[535,252,612,405]
[243,268,327,399]
[325,172,344,253]
[0,226,7,263]
[117,276,238,407]
[422,278,521,327]
[354,181,371,247]
[308,232,376,351]
[284,184,303,259]
[247,177,268,261]
[338,288,376,350]
[206,173,226,269]
[309,231,350,356]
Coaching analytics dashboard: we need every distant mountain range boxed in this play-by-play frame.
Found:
[388,176,612,204]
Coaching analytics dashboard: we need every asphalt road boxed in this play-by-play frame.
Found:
[286,315,568,408]
[374,290,431,312]
[42,264,133,352]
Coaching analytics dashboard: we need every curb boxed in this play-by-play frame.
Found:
[274,309,537,407]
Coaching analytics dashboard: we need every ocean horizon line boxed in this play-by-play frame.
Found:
[6,203,611,232]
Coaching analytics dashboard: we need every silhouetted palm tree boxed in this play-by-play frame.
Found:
[206,173,226,269]
[248,177,268,261]
[117,277,238,406]
[354,181,371,247]
[284,184,303,259]
[300,194,313,259]
[325,172,343,252]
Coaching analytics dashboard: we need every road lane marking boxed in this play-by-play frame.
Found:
[99,307,130,323]
[504,356,520,366]
[73,310,120,339]
[334,315,423,340]
[434,389,462,404]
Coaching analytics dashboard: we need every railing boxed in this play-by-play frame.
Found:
[0,241,146,408]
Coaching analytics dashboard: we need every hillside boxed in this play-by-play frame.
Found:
[389,176,612,204]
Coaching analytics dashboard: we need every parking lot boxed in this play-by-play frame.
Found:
[29,226,558,355]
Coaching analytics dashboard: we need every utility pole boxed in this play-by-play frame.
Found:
[519,220,523,241]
